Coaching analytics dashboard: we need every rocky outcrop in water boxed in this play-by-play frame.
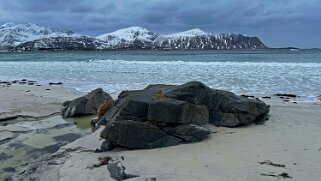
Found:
[99,81,270,149]
[61,88,113,118]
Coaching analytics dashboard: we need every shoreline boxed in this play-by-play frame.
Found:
[1,81,321,180]
[18,98,321,181]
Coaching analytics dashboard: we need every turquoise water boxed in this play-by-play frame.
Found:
[0,49,320,100]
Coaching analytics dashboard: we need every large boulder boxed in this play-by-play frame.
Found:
[61,88,113,118]
[99,81,270,149]
[99,82,211,149]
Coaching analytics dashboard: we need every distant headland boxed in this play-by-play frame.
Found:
[0,23,267,51]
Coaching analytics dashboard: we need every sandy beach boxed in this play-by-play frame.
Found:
[1,82,320,181]
[0,82,82,122]
[1,0,321,180]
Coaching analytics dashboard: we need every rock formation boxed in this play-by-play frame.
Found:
[61,88,113,118]
[98,81,269,149]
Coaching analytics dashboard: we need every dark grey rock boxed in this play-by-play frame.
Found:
[147,99,209,125]
[209,90,270,127]
[262,96,271,99]
[100,140,114,152]
[100,81,269,149]
[163,124,211,142]
[107,160,139,181]
[61,88,113,118]
[274,93,297,98]
[97,107,119,126]
[49,82,63,85]
[164,81,212,109]
[100,119,181,149]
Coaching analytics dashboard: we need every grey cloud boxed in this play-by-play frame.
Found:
[0,0,320,48]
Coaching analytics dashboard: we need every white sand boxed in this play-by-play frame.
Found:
[0,83,83,146]
[23,99,321,181]
[0,84,82,121]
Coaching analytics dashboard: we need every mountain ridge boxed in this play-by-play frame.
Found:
[0,23,268,50]
[0,22,79,49]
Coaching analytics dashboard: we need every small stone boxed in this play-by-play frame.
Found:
[274,93,297,98]
[107,160,139,181]
[241,94,254,98]
[262,96,271,99]
[94,149,103,153]
[49,82,63,85]
[100,140,114,152]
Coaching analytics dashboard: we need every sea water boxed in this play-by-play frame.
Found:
[0,49,320,101]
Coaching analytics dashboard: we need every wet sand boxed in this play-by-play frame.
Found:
[0,82,89,180]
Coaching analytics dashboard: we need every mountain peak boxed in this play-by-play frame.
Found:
[96,26,157,44]
[0,22,77,48]
[183,28,207,35]
[114,26,150,32]
[100,26,152,37]
[162,28,208,38]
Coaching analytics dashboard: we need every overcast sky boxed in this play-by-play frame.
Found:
[0,0,320,48]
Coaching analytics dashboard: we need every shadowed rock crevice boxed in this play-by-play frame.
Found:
[98,81,269,149]
[61,88,113,118]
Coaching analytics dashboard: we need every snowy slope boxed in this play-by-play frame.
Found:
[161,28,208,38]
[0,23,79,48]
[3,23,267,50]
[96,26,158,47]
[95,27,266,50]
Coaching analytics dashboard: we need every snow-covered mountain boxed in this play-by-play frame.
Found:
[160,28,208,39]
[1,23,267,50]
[95,27,266,50]
[0,23,78,48]
[153,32,265,50]
[96,26,158,47]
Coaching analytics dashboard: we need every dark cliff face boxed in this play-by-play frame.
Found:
[15,34,267,51]
[152,34,266,50]
[15,37,100,51]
